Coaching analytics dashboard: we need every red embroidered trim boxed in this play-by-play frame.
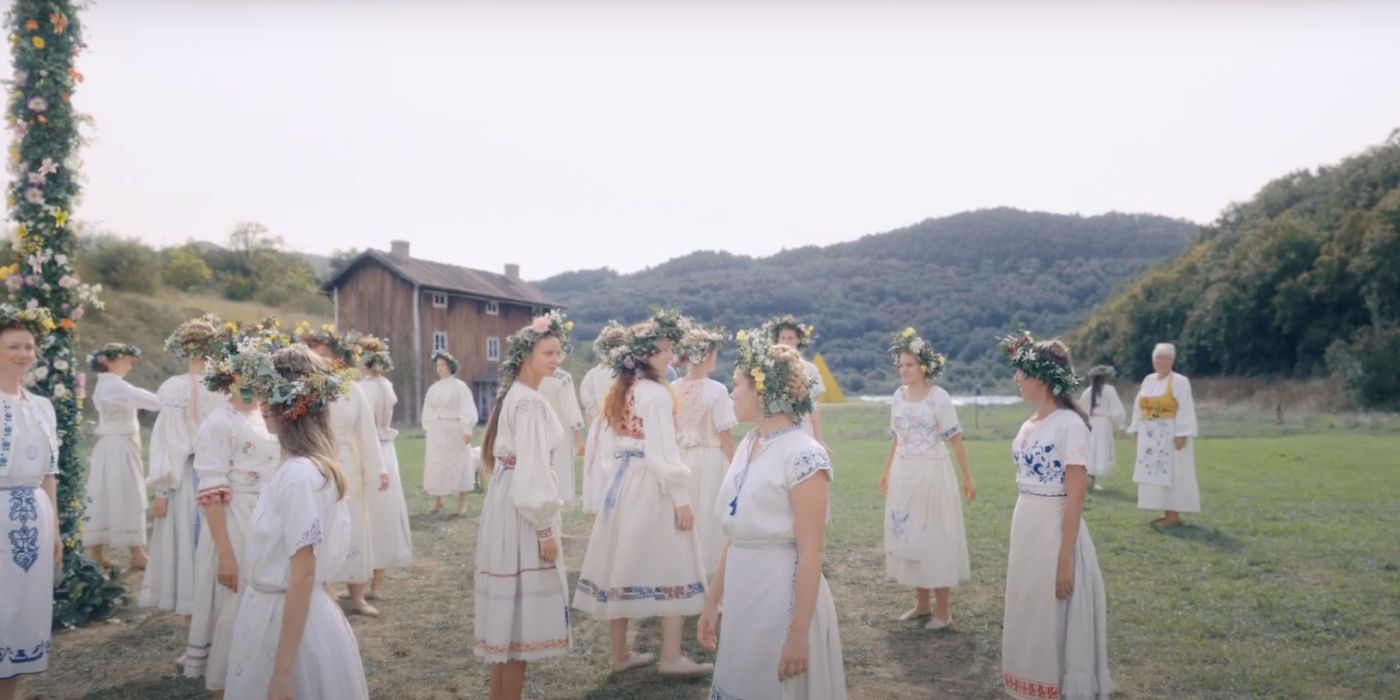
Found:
[618,391,644,439]
[473,637,569,654]
[194,487,231,506]
[1003,671,1059,699]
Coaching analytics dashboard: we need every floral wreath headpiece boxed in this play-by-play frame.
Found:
[591,321,628,362]
[677,325,726,367]
[294,321,357,367]
[997,327,1083,396]
[431,350,459,375]
[762,314,815,352]
[733,327,814,418]
[500,310,573,388]
[0,304,56,340]
[889,327,947,380]
[87,342,141,371]
[350,332,393,372]
[250,348,350,423]
[163,313,223,360]
[203,323,292,399]
[605,310,691,373]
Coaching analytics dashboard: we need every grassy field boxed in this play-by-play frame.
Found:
[24,402,1400,699]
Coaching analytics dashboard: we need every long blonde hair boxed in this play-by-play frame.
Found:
[269,346,348,499]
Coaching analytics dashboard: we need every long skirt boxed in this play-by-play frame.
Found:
[573,451,708,619]
[680,443,728,574]
[712,542,846,700]
[225,584,369,700]
[1136,438,1200,513]
[1086,416,1117,478]
[1002,493,1112,700]
[580,418,609,514]
[140,458,199,613]
[473,468,571,663]
[423,418,474,495]
[0,484,55,680]
[84,432,148,547]
[884,451,971,589]
[552,432,578,506]
[184,490,257,688]
[329,444,373,585]
[368,440,413,570]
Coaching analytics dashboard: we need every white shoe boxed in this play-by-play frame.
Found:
[925,615,953,631]
[658,656,714,678]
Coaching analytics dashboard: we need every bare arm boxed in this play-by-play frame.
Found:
[1057,464,1086,600]
[878,439,896,495]
[698,540,731,650]
[719,429,736,464]
[202,500,238,592]
[947,434,976,502]
[782,470,830,681]
[268,545,317,699]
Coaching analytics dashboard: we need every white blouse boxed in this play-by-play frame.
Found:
[671,377,738,448]
[608,380,694,509]
[578,365,614,423]
[245,457,350,590]
[717,428,832,545]
[0,390,57,487]
[357,376,399,442]
[1011,410,1090,498]
[92,373,160,436]
[421,378,478,432]
[539,369,585,434]
[193,403,280,500]
[330,382,386,480]
[890,385,962,459]
[148,374,225,493]
[1079,384,1127,426]
[490,383,565,532]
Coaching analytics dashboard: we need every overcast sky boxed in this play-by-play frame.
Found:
[32,0,1400,279]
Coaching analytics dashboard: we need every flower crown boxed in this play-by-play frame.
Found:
[889,327,947,380]
[501,310,573,381]
[605,310,691,373]
[163,313,223,359]
[431,350,459,375]
[591,321,628,361]
[87,342,141,371]
[998,327,1083,396]
[294,321,358,367]
[351,332,393,372]
[734,328,815,418]
[677,325,726,367]
[250,350,350,423]
[0,303,56,339]
[762,314,815,352]
[203,324,291,399]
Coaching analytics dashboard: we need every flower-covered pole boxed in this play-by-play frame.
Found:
[6,0,124,626]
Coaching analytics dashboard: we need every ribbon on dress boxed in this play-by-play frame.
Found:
[603,450,644,514]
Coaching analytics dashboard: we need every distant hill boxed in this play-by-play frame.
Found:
[537,208,1197,394]
[1071,130,1400,407]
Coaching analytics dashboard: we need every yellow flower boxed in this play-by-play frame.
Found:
[31,36,45,50]
[902,327,916,339]
[52,208,68,228]
[736,329,749,343]
[8,146,18,165]
[564,321,574,331]
[16,224,26,239]
[223,322,237,331]
[321,324,335,333]
[5,194,13,209]
[920,364,929,374]
[751,368,766,391]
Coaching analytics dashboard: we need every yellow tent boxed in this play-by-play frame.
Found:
[812,353,846,403]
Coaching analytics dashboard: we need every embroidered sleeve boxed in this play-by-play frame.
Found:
[509,395,563,531]
[786,448,833,489]
[293,519,323,551]
[556,373,586,432]
[279,464,329,558]
[195,487,231,506]
[638,383,693,508]
[709,382,739,433]
[932,389,963,440]
[192,413,233,492]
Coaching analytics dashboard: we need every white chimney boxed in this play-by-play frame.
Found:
[390,240,410,261]
[504,263,520,282]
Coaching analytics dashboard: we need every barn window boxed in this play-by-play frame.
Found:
[431,292,449,309]
[531,306,544,317]
[433,331,448,353]
[485,300,500,316]
[487,336,500,362]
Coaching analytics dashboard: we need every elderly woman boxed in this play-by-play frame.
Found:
[1127,343,1200,527]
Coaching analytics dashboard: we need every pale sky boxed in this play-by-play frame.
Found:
[34,0,1400,279]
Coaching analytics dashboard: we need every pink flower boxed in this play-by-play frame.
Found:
[72,306,85,320]
[25,274,42,287]
[5,275,23,292]
[530,316,550,333]
[58,274,78,289]
[24,187,44,204]
[27,96,47,112]
[27,172,46,184]
[37,157,59,176]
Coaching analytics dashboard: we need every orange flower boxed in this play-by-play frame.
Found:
[68,68,84,83]
[50,12,68,34]
[25,19,38,31]
[59,318,77,331]
[36,114,46,124]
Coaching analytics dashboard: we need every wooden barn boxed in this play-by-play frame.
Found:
[323,240,562,424]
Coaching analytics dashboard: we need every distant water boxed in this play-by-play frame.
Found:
[858,394,1021,407]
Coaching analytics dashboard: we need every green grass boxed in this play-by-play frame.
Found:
[29,402,1400,699]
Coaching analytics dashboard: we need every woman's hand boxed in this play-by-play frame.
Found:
[1055,551,1075,600]
[963,477,977,503]
[378,473,390,491]
[151,496,168,519]
[1173,436,1187,450]
[538,536,558,563]
[674,505,694,531]
[53,537,63,567]
[878,471,889,497]
[217,551,239,592]
[777,633,810,682]
[698,601,720,651]
[267,669,295,700]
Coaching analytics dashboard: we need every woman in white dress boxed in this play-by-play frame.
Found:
[421,351,478,515]
[699,330,846,700]
[1077,366,1126,491]
[579,323,624,514]
[1129,343,1200,527]
[226,344,368,700]
[0,308,61,700]
[537,368,585,507]
[298,324,387,617]
[764,315,831,454]
[474,312,573,700]
[355,334,413,597]
[84,343,159,570]
[573,313,712,678]
[879,328,975,630]
[672,325,737,574]
[998,330,1111,700]
[183,342,282,690]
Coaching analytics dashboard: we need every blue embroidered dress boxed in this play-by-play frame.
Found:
[884,385,970,589]
[0,389,59,680]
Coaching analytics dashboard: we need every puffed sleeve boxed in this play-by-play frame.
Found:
[931,388,963,440]
[1172,374,1198,438]
[147,378,191,492]
[555,372,585,433]
[805,361,827,401]
[1126,375,1150,435]
[784,444,833,490]
[457,380,479,435]
[509,395,564,537]
[1105,385,1127,428]
[351,384,386,478]
[1060,415,1091,468]
[110,376,162,411]
[707,381,738,433]
[579,368,602,419]
[639,383,693,508]
[192,412,233,505]
[277,463,332,559]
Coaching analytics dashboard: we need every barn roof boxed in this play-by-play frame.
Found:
[324,248,560,307]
